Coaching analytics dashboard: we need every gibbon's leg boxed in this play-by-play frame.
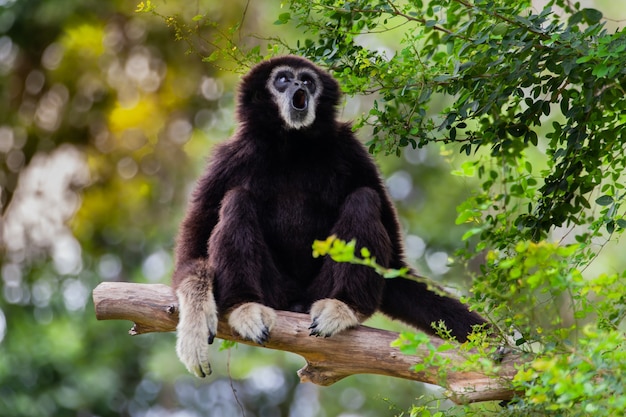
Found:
[175,259,218,378]
[309,187,391,337]
[380,278,487,342]
[208,187,277,345]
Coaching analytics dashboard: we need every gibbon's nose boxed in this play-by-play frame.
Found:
[292,89,308,110]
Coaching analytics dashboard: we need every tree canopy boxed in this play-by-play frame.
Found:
[1,0,626,416]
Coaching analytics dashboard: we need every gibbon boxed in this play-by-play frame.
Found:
[173,56,486,377]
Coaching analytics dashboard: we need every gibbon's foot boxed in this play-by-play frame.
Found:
[175,285,218,378]
[309,298,360,337]
[228,302,277,345]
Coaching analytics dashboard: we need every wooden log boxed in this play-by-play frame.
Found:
[92,281,521,404]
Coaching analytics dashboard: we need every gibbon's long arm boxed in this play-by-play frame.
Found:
[172,142,246,377]
[308,187,391,336]
[336,127,407,269]
[173,146,233,279]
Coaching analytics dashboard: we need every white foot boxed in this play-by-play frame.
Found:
[228,302,276,344]
[175,279,218,378]
[309,298,360,337]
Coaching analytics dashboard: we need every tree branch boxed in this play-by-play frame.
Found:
[92,282,522,404]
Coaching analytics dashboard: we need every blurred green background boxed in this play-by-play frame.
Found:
[0,1,624,416]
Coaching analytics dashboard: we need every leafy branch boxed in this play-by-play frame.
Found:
[312,235,410,279]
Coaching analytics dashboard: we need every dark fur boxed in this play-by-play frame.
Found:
[173,56,485,342]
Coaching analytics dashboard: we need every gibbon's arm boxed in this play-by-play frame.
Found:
[173,141,255,377]
[341,135,407,269]
[173,143,240,285]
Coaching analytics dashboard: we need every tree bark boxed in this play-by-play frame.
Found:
[92,281,522,404]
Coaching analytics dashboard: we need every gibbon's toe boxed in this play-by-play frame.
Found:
[309,298,360,337]
[175,285,218,378]
[228,302,277,345]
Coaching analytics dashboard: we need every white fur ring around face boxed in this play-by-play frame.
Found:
[228,302,277,345]
[175,285,218,378]
[309,298,360,337]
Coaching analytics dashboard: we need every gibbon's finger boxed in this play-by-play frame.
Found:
[176,329,212,378]
[195,355,212,378]
[308,321,330,338]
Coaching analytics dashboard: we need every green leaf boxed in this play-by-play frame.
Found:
[413,363,426,373]
[595,195,614,206]
[525,161,533,173]
[592,63,610,78]
[135,1,156,13]
[436,343,455,352]
[383,267,409,279]
[219,340,238,350]
[492,22,508,36]
[607,220,615,234]
[202,50,219,63]
[462,228,483,240]
[274,13,291,25]
[582,8,603,24]
[568,11,583,26]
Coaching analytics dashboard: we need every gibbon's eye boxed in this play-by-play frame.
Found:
[273,71,293,92]
[300,74,316,94]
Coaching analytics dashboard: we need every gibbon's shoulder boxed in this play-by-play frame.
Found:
[208,133,255,166]
[191,136,255,194]
[334,122,378,162]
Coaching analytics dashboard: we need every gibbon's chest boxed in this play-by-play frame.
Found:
[248,161,346,244]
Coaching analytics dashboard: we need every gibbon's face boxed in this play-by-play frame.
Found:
[266,65,322,130]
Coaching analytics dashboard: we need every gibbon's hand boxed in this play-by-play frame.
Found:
[175,276,218,378]
[227,302,277,345]
[309,299,360,337]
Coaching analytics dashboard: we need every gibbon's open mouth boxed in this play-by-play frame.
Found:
[292,89,308,110]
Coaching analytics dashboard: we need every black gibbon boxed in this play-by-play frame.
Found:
[173,55,486,377]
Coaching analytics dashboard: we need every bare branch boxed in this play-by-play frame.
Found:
[92,282,522,404]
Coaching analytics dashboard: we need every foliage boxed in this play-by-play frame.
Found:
[312,240,626,415]
[313,235,410,278]
[511,326,626,415]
